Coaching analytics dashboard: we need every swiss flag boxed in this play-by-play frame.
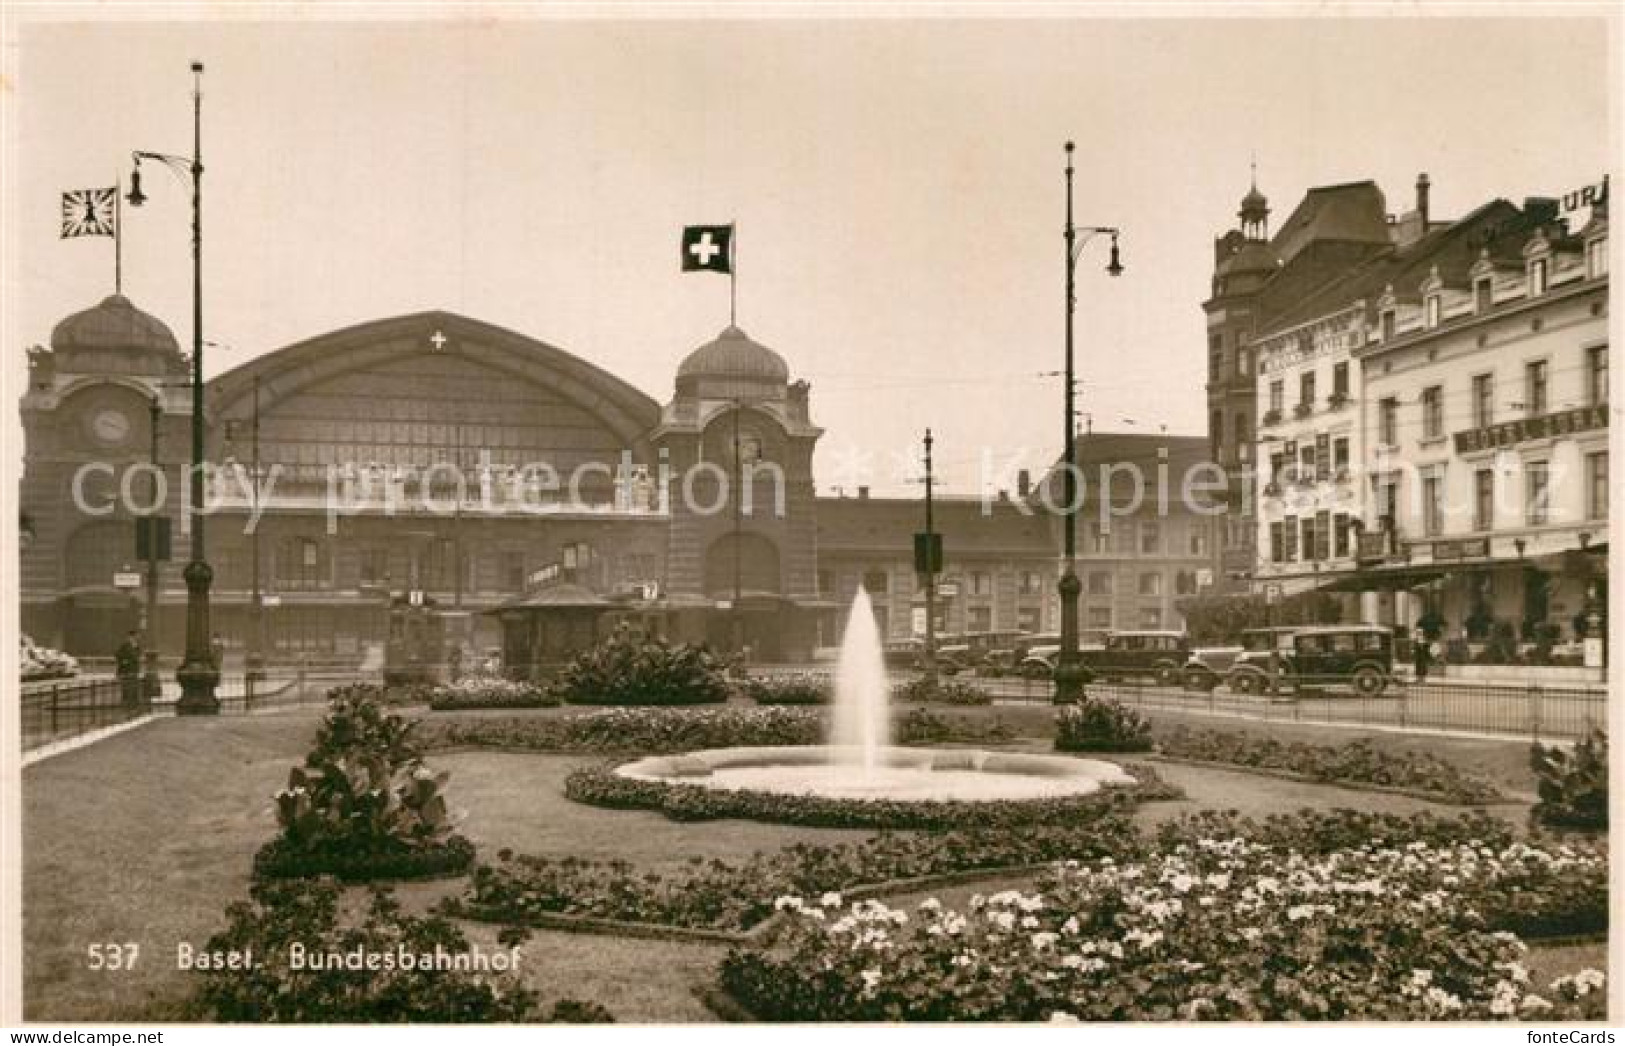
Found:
[681,225,733,274]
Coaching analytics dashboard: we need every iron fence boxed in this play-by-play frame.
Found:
[978,671,1606,741]
[21,678,146,751]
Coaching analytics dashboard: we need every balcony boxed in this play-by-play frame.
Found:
[1293,402,1314,419]
[1261,408,1283,427]
[1327,391,1350,410]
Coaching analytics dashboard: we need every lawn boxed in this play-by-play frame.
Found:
[20,702,1600,1022]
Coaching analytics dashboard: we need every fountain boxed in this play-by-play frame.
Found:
[828,587,890,777]
[614,592,1135,803]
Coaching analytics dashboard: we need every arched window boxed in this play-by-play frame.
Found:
[704,533,782,597]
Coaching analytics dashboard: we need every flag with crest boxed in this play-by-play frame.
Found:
[61,188,117,238]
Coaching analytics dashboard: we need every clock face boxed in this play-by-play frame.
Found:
[91,408,131,445]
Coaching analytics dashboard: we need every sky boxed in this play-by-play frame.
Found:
[5,11,1613,495]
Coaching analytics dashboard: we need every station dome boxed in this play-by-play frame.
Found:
[51,294,179,356]
[677,325,789,385]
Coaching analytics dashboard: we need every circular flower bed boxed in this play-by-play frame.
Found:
[565,758,1175,830]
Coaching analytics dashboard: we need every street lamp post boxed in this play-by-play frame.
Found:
[129,61,218,714]
[1054,141,1123,705]
[142,394,163,701]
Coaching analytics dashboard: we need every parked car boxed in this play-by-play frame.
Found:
[1226,625,1394,696]
[882,638,925,669]
[1016,631,1107,678]
[1076,630,1190,685]
[1181,627,1298,690]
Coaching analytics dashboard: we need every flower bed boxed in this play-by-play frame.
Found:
[1054,698,1153,753]
[419,705,1019,756]
[253,834,476,883]
[195,878,536,1022]
[1154,726,1503,804]
[739,674,832,705]
[722,833,1607,1021]
[563,761,1173,830]
[892,677,992,706]
[428,678,561,711]
[421,706,825,754]
[448,813,1144,934]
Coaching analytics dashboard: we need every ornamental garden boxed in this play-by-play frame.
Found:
[21,630,1609,1023]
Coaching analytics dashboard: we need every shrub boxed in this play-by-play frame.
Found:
[545,999,615,1023]
[722,836,1607,1022]
[1531,727,1608,832]
[740,674,831,705]
[194,878,536,1022]
[554,625,729,706]
[563,762,1168,830]
[429,678,561,710]
[893,676,992,706]
[1054,697,1153,753]
[1154,726,1502,804]
[258,687,474,881]
[450,814,1144,933]
[310,686,423,766]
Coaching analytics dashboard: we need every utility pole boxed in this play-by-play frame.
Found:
[246,374,265,684]
[922,428,938,686]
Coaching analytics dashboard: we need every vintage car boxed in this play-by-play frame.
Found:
[1225,624,1395,696]
[1181,627,1298,690]
[1015,631,1107,677]
[1075,630,1191,685]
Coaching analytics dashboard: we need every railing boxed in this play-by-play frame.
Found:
[21,664,385,753]
[973,670,1606,741]
[21,678,146,751]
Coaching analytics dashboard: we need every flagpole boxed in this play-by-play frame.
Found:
[114,177,123,295]
[729,222,737,327]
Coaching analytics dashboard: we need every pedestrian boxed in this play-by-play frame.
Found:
[1412,631,1430,683]
[115,630,143,707]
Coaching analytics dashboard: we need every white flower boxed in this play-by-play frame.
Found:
[1521,994,1553,1014]
[820,892,843,908]
[1061,916,1080,935]
[1048,1012,1079,1024]
[860,968,882,992]
[1031,932,1059,951]
[774,895,803,912]
[918,898,942,913]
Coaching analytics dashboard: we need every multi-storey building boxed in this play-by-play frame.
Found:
[1354,195,1608,655]
[1033,432,1220,633]
[1205,174,1401,583]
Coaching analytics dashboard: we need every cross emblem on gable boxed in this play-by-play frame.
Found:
[429,330,448,352]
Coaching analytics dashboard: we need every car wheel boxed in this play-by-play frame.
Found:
[1230,672,1258,695]
[1182,668,1212,691]
[1352,665,1386,696]
[1155,663,1180,687]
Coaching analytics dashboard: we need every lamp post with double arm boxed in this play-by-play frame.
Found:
[1054,141,1123,705]
[128,61,218,714]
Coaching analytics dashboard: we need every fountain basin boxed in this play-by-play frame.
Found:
[615,746,1135,802]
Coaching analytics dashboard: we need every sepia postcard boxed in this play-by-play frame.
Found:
[0,3,1618,1033]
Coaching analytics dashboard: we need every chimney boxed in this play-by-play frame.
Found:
[857,486,869,500]
[1017,469,1032,498]
[1416,173,1431,227]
